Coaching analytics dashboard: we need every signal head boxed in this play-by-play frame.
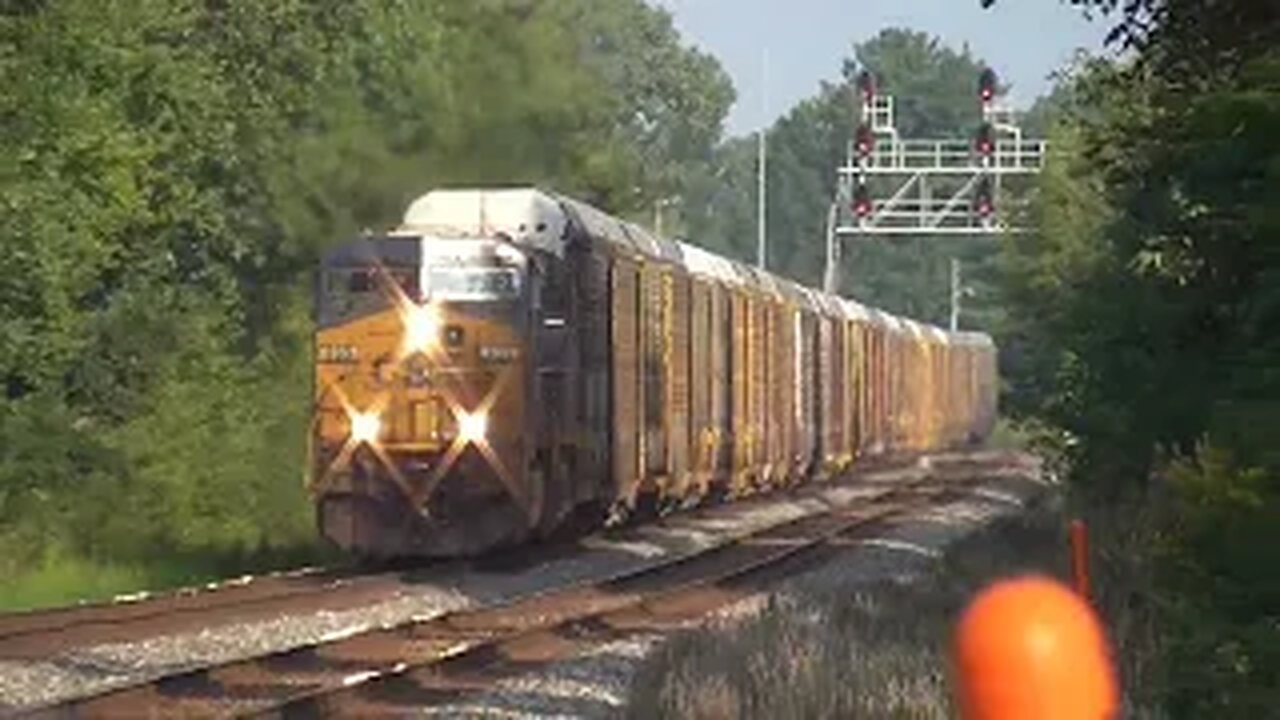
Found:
[974,123,995,157]
[855,124,875,159]
[852,184,873,218]
[856,70,877,102]
[973,177,994,218]
[979,68,998,104]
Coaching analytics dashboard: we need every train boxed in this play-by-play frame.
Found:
[308,188,997,558]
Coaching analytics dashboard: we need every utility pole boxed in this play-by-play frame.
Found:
[757,48,769,270]
[653,196,680,238]
[950,257,961,331]
[823,201,839,293]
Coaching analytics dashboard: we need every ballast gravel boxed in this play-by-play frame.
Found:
[394,468,1049,719]
[0,453,1047,716]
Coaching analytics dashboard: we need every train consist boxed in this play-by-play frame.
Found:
[309,188,997,558]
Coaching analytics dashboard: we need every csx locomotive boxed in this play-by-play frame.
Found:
[309,188,997,558]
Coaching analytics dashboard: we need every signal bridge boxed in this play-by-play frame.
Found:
[823,69,1047,327]
[834,92,1045,237]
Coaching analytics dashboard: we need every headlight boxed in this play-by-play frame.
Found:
[456,411,488,444]
[349,410,382,445]
[402,303,440,355]
[318,344,358,364]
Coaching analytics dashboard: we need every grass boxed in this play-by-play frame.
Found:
[0,542,336,613]
[625,490,1164,719]
[0,555,160,613]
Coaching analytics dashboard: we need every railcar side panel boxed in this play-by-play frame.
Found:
[571,242,612,501]
[730,290,750,490]
[817,314,837,471]
[770,302,792,483]
[794,310,814,478]
[668,270,691,499]
[848,319,862,459]
[875,323,886,453]
[711,283,732,484]
[610,256,641,504]
[688,278,712,493]
[750,296,768,481]
[819,313,839,471]
[641,263,668,489]
[757,297,768,481]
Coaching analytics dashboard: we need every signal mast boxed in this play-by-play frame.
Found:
[824,68,1047,329]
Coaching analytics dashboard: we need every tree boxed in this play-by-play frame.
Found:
[0,0,736,604]
[992,3,1280,713]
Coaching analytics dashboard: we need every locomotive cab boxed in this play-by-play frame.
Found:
[310,232,551,557]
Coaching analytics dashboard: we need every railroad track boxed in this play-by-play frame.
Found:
[10,471,985,720]
[0,451,954,664]
[0,564,432,661]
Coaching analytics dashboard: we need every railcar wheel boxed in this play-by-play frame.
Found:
[567,499,608,535]
[631,491,660,524]
[697,482,728,508]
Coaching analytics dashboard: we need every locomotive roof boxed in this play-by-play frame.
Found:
[397,187,987,345]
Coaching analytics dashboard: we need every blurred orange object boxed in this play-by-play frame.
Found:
[953,575,1118,720]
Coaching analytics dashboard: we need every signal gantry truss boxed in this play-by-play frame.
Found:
[835,90,1045,238]
[823,69,1048,308]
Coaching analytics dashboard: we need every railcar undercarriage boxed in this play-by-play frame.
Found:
[316,450,533,559]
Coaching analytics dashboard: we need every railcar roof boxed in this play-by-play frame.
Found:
[397,187,988,345]
[678,241,744,286]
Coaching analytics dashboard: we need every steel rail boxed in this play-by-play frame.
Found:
[12,473,969,719]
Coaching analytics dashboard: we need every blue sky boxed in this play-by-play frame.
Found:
[654,0,1114,136]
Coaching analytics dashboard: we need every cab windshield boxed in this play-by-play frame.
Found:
[322,265,417,322]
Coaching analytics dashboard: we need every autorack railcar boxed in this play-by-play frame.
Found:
[309,188,997,558]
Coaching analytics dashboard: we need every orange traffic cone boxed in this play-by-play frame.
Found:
[953,575,1118,720]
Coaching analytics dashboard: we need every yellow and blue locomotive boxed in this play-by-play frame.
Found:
[309,188,997,558]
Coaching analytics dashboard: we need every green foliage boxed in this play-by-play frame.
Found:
[1150,446,1280,717]
[0,0,731,606]
[995,1,1280,713]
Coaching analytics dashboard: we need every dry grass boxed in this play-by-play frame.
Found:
[625,496,1078,720]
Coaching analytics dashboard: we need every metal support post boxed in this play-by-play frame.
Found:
[823,202,839,294]
[950,257,961,331]
[757,49,769,270]
[757,126,767,269]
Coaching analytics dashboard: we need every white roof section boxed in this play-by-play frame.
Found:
[679,242,742,285]
[395,187,990,349]
[839,298,869,321]
[401,188,568,256]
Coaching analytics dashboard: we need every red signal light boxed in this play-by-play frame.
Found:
[979,68,998,104]
[975,123,995,157]
[855,124,875,159]
[974,177,994,218]
[852,184,873,218]
[856,70,876,102]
